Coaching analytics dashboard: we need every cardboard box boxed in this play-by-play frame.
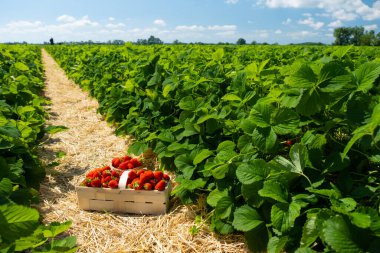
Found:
[75,182,171,215]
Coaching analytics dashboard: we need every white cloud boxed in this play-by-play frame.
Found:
[6,20,43,29]
[364,24,378,31]
[328,20,343,28]
[175,25,206,31]
[207,25,237,31]
[153,19,166,26]
[108,17,115,21]
[302,13,312,17]
[287,30,318,39]
[259,0,380,21]
[225,0,239,4]
[298,17,324,30]
[215,30,236,37]
[282,18,292,25]
[56,15,76,23]
[274,29,282,34]
[105,23,126,29]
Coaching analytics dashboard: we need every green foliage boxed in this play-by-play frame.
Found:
[0,45,75,252]
[48,44,380,252]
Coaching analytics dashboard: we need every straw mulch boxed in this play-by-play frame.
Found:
[37,49,249,253]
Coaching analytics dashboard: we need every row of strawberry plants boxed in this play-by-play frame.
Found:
[48,44,380,252]
[0,45,76,252]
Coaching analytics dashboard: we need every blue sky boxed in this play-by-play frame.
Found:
[0,0,379,44]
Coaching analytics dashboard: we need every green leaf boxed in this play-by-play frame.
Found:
[285,64,317,89]
[211,164,230,179]
[0,204,39,243]
[221,93,241,101]
[45,125,69,135]
[127,141,149,155]
[245,223,269,253]
[193,149,214,165]
[250,103,272,128]
[215,196,234,219]
[259,180,288,203]
[0,178,13,196]
[178,96,196,111]
[236,159,269,184]
[322,215,364,253]
[232,205,263,232]
[271,108,300,135]
[350,212,371,229]
[251,127,277,153]
[268,236,288,253]
[242,182,265,208]
[207,188,229,208]
[216,140,236,152]
[271,202,301,233]
[0,123,21,138]
[14,62,29,71]
[289,143,307,174]
[43,221,72,238]
[354,62,380,93]
[300,213,319,248]
[174,154,195,179]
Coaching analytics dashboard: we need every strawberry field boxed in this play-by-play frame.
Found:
[45,44,380,252]
[1,43,376,252]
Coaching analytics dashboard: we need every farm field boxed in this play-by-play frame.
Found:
[1,43,380,252]
[45,44,380,252]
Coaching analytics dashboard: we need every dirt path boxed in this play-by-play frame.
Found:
[38,49,248,253]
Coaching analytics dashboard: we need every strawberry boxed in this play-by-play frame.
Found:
[122,155,132,162]
[286,140,294,146]
[127,162,134,169]
[102,182,109,188]
[111,170,119,177]
[109,180,118,189]
[101,175,111,184]
[91,177,101,187]
[137,168,145,176]
[128,169,137,180]
[163,173,170,181]
[101,165,111,171]
[154,171,163,181]
[102,170,111,177]
[130,158,141,167]
[119,162,129,170]
[149,179,156,186]
[132,179,142,190]
[155,180,166,191]
[141,170,154,183]
[112,157,121,168]
[143,183,153,190]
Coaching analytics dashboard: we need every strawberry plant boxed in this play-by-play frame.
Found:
[0,45,76,252]
[48,44,380,252]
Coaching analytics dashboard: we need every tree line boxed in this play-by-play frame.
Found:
[334,26,380,46]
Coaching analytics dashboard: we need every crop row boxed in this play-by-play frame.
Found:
[48,44,380,252]
[0,45,76,252]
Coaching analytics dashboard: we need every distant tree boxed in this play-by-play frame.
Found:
[333,26,366,45]
[49,38,54,45]
[251,40,257,45]
[147,35,163,44]
[360,30,375,46]
[136,38,148,45]
[236,38,246,45]
[112,40,125,45]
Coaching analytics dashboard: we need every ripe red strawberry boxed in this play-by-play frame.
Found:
[144,183,153,190]
[109,180,118,189]
[155,180,166,191]
[111,170,119,177]
[102,182,109,188]
[91,178,101,187]
[112,157,121,168]
[140,170,154,184]
[154,171,163,181]
[101,165,111,171]
[132,179,142,190]
[130,158,141,167]
[122,155,132,162]
[286,140,294,146]
[137,168,145,176]
[128,169,137,180]
[163,173,170,181]
[127,162,134,169]
[102,170,111,177]
[101,175,111,184]
[119,162,129,170]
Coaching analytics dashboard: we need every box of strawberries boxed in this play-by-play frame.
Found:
[75,155,171,215]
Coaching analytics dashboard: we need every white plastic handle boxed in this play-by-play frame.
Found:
[118,170,130,189]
